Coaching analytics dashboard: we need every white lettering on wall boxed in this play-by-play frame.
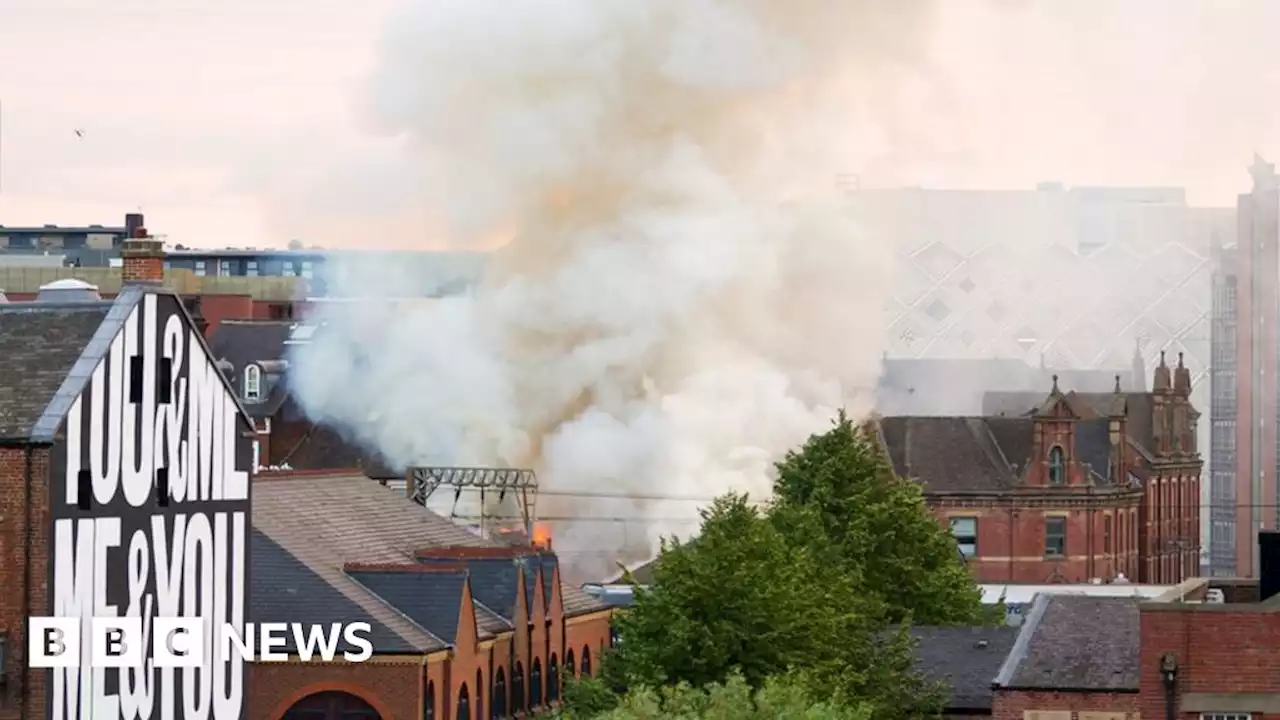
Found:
[51,299,249,720]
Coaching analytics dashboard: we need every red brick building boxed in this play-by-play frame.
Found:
[0,243,612,719]
[873,356,1202,585]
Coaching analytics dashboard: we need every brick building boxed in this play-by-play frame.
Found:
[873,356,1202,585]
[0,243,613,719]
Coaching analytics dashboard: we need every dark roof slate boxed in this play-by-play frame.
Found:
[250,529,419,653]
[348,569,467,644]
[877,416,1021,492]
[0,303,110,440]
[207,320,293,418]
[909,626,1020,711]
[995,594,1139,691]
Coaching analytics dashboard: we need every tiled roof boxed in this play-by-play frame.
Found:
[0,302,110,440]
[252,473,608,641]
[909,626,1020,711]
[250,530,428,653]
[984,390,1159,457]
[348,568,467,644]
[876,412,1118,492]
[994,594,1140,692]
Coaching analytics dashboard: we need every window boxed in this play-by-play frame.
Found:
[565,649,576,678]
[424,680,435,720]
[244,365,263,402]
[194,260,206,276]
[581,646,592,676]
[1200,715,1251,720]
[548,653,560,703]
[491,668,506,719]
[1104,514,1112,554]
[949,517,978,557]
[530,658,543,707]
[512,662,526,713]
[455,683,470,720]
[1048,446,1066,485]
[475,669,483,720]
[219,260,232,276]
[1045,516,1066,557]
[246,260,259,276]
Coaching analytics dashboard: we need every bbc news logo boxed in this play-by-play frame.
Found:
[29,618,374,667]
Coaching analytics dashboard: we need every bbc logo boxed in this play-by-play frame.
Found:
[29,617,207,668]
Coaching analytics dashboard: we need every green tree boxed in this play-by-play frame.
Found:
[770,411,986,626]
[567,672,876,720]
[605,494,941,718]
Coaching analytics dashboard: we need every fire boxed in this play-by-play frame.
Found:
[532,522,553,549]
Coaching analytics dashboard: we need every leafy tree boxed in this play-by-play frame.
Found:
[560,672,875,720]
[605,494,942,718]
[771,411,986,626]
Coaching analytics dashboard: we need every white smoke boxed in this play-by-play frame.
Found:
[289,0,944,581]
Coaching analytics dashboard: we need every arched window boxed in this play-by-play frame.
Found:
[512,661,526,714]
[565,649,576,678]
[283,691,381,719]
[530,658,543,707]
[492,667,507,719]
[1048,446,1066,485]
[244,364,262,401]
[456,683,470,720]
[580,646,592,677]
[548,653,560,703]
[425,680,436,720]
[475,669,484,720]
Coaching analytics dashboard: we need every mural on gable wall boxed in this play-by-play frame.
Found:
[48,293,253,720]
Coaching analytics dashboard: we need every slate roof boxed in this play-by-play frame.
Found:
[877,407,1118,493]
[994,594,1140,692]
[252,473,608,652]
[250,530,424,653]
[0,302,110,440]
[207,320,293,417]
[984,390,1158,457]
[909,626,1020,711]
[348,568,468,644]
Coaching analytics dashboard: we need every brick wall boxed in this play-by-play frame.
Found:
[249,658,426,718]
[0,445,51,720]
[933,501,1139,584]
[565,612,614,680]
[991,689,1139,719]
[1139,605,1280,720]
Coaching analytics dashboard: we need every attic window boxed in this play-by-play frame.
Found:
[1048,446,1066,485]
[244,365,262,402]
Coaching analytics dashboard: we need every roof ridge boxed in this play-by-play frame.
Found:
[993,593,1051,687]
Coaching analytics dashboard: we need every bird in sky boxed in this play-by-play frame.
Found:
[74,129,83,138]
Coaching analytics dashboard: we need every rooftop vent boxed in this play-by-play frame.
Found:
[36,278,102,303]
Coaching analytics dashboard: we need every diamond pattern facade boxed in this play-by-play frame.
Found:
[852,186,1236,566]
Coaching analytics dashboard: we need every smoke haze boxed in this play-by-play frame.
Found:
[287,0,951,580]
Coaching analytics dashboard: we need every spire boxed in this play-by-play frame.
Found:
[1114,374,1122,394]
[1131,339,1146,392]
[1153,349,1173,393]
[1174,351,1192,395]
[1052,374,1059,393]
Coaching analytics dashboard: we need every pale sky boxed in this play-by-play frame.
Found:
[0,0,400,248]
[8,0,1280,250]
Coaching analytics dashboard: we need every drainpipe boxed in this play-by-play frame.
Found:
[20,446,33,715]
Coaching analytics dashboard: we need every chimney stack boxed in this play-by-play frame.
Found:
[120,224,165,285]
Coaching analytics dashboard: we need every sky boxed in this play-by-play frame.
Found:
[0,0,400,248]
[8,1,1280,249]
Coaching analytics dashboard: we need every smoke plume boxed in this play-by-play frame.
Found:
[289,0,947,581]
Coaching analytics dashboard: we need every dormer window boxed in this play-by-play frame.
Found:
[244,364,262,402]
[1048,446,1066,485]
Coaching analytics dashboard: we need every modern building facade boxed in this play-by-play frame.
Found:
[1208,155,1280,578]
[852,183,1234,571]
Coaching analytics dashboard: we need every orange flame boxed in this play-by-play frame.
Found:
[532,522,553,549]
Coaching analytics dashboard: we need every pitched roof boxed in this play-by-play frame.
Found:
[252,473,608,639]
[994,594,1140,692]
[0,302,111,440]
[984,390,1157,457]
[347,568,469,644]
[909,626,1020,711]
[877,411,1117,493]
[250,529,427,653]
[207,320,294,418]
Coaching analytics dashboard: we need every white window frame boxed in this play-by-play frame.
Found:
[949,517,978,558]
[244,365,263,402]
